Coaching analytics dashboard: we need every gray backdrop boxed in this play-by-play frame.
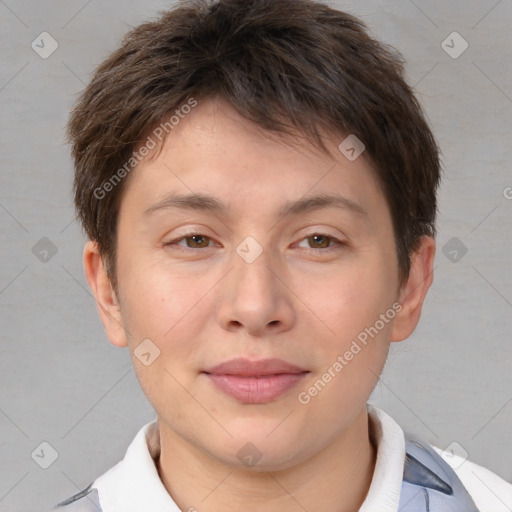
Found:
[1,1,511,511]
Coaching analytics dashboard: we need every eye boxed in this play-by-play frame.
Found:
[165,233,216,249]
[296,233,344,251]
[164,232,344,252]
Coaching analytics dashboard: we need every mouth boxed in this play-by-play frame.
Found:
[202,357,309,404]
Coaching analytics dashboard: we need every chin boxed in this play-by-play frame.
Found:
[214,431,307,472]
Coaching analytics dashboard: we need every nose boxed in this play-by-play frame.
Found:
[216,245,296,337]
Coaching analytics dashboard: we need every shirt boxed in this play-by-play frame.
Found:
[51,405,512,511]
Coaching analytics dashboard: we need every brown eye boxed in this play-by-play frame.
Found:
[165,233,215,249]
[307,234,332,249]
[297,233,342,251]
[180,235,211,248]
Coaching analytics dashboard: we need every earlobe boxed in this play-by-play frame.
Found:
[390,236,436,342]
[83,241,128,348]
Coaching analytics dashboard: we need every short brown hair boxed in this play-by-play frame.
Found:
[67,0,441,290]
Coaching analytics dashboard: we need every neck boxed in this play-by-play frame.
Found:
[156,407,376,512]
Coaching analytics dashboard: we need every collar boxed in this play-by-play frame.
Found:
[92,420,180,511]
[92,405,405,512]
[359,405,405,511]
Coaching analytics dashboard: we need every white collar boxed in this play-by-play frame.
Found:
[92,405,405,512]
[92,420,180,511]
[359,405,405,512]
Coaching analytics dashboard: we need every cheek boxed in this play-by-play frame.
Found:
[118,258,215,371]
[119,252,188,332]
[119,265,209,414]
[299,258,396,344]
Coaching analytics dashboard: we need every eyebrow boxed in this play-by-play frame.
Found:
[143,192,367,218]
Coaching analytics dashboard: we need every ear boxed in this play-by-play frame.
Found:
[83,240,128,347]
[390,236,436,342]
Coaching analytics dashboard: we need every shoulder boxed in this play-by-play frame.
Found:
[370,405,512,512]
[49,483,102,511]
[433,445,512,512]
[48,419,161,512]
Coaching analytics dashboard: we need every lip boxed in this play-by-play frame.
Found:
[203,357,307,377]
[202,358,309,404]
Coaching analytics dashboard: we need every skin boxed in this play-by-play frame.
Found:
[84,96,435,512]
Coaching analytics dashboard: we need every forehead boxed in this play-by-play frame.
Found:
[121,97,389,225]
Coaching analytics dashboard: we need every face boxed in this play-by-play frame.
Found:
[87,96,430,471]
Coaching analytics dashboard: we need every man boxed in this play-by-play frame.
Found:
[54,0,512,510]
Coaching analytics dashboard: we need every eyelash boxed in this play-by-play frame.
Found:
[164,232,345,252]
